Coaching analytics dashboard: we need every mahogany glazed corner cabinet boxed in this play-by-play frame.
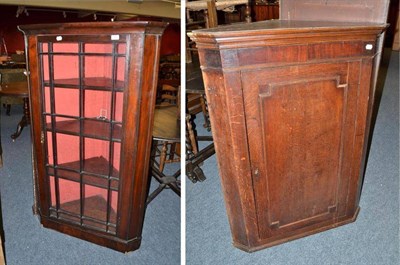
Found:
[18,21,166,252]
[189,20,387,252]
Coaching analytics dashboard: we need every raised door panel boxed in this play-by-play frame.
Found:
[241,61,361,239]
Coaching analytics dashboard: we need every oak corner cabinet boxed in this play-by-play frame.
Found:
[18,21,166,252]
[189,20,387,252]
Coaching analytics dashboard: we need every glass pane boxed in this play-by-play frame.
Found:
[83,185,108,222]
[56,134,80,166]
[85,43,113,54]
[45,115,51,125]
[58,178,81,215]
[41,54,49,81]
[49,175,56,207]
[112,142,121,178]
[109,190,118,224]
[117,43,126,54]
[53,43,79,53]
[44,86,51,113]
[54,87,79,117]
[84,90,111,120]
[116,57,125,83]
[84,138,110,175]
[84,56,113,79]
[53,55,79,80]
[114,92,123,122]
[46,132,54,165]
[42,43,48,53]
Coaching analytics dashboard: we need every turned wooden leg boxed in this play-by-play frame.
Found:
[168,143,176,161]
[186,114,198,154]
[200,95,211,131]
[159,142,168,172]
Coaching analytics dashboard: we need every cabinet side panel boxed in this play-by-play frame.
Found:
[117,34,144,238]
[27,35,50,216]
[348,57,374,216]
[202,68,255,247]
[336,61,362,218]
[124,34,163,239]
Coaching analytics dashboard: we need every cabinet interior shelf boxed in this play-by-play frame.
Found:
[40,52,125,57]
[47,156,119,191]
[46,119,122,141]
[50,196,117,234]
[44,77,124,91]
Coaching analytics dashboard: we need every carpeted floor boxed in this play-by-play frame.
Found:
[186,50,399,265]
[0,108,180,264]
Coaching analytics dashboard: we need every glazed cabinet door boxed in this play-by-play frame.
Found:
[36,36,128,235]
[241,60,370,239]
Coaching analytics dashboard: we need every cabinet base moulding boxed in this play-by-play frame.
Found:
[233,207,360,253]
[40,215,141,253]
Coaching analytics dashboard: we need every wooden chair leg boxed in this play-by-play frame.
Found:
[159,142,168,172]
[200,96,211,130]
[186,114,198,154]
[168,143,176,160]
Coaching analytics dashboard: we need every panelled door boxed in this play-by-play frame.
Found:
[241,61,366,239]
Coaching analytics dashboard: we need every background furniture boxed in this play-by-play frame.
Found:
[148,105,181,204]
[185,114,214,183]
[189,0,389,252]
[0,81,29,140]
[0,81,29,167]
[252,0,279,21]
[186,0,253,182]
[185,83,215,183]
[153,84,180,172]
[19,21,166,253]
[0,69,26,116]
[186,0,251,63]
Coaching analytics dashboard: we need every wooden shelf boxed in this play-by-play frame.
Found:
[47,119,122,141]
[44,77,124,91]
[54,196,117,234]
[48,156,119,189]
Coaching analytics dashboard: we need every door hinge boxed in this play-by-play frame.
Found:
[40,131,44,144]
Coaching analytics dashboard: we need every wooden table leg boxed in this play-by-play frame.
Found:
[11,97,30,141]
